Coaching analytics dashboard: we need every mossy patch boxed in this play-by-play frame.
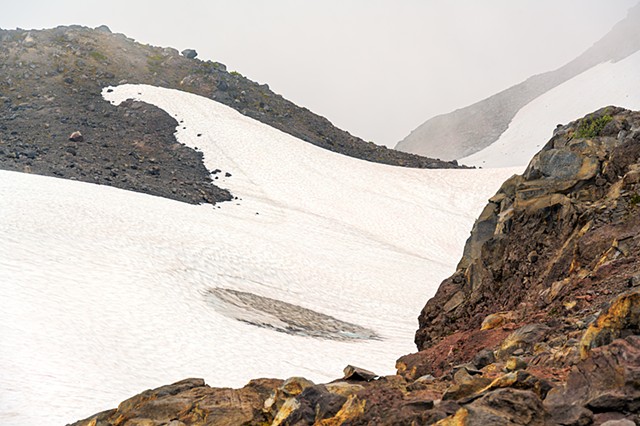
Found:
[89,50,107,61]
[146,54,164,72]
[576,114,613,138]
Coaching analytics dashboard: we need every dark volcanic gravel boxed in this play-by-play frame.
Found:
[0,93,231,204]
[0,25,465,206]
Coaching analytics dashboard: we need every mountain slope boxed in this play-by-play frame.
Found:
[0,27,463,209]
[461,49,640,168]
[396,2,640,162]
[0,85,515,425]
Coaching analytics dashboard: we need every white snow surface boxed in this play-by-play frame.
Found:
[0,85,518,425]
[461,50,640,168]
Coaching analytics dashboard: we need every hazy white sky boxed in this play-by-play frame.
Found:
[2,1,638,146]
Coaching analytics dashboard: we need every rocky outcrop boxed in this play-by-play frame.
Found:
[404,106,640,423]
[73,341,638,425]
[0,27,463,208]
[70,108,640,424]
[417,107,640,353]
[546,336,640,425]
[69,378,284,426]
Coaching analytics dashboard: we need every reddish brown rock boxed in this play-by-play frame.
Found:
[438,389,548,426]
[397,327,511,379]
[416,109,640,359]
[545,336,640,420]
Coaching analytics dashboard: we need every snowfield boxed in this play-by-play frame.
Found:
[461,50,640,168]
[0,85,517,425]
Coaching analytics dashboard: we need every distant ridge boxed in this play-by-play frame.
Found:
[396,2,640,161]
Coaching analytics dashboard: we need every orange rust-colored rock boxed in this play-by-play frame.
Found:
[580,289,640,359]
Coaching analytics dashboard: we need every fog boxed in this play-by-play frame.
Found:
[2,0,637,146]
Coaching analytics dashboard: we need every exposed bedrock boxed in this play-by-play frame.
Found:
[71,108,640,424]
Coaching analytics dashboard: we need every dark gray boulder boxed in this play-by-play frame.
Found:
[181,49,197,59]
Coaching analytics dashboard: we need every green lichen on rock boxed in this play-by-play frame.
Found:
[575,113,613,138]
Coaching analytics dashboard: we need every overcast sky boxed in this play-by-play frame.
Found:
[2,1,638,146]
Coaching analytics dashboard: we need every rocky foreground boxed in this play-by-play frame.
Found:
[70,109,640,425]
[0,26,463,207]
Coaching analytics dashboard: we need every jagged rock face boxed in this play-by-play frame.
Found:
[398,107,640,424]
[416,107,640,354]
[0,26,462,206]
[545,336,640,421]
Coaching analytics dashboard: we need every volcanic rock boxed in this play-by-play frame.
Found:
[416,108,640,356]
[94,25,111,33]
[504,356,528,372]
[68,131,83,142]
[441,372,492,401]
[580,289,640,358]
[441,389,548,426]
[70,378,283,426]
[181,49,197,59]
[495,324,551,360]
[281,376,315,397]
[545,336,640,420]
[342,365,378,382]
[480,311,514,330]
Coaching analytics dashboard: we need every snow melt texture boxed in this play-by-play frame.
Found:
[461,50,640,168]
[0,85,517,425]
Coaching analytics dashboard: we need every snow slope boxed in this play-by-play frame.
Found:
[0,85,517,425]
[460,50,640,168]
